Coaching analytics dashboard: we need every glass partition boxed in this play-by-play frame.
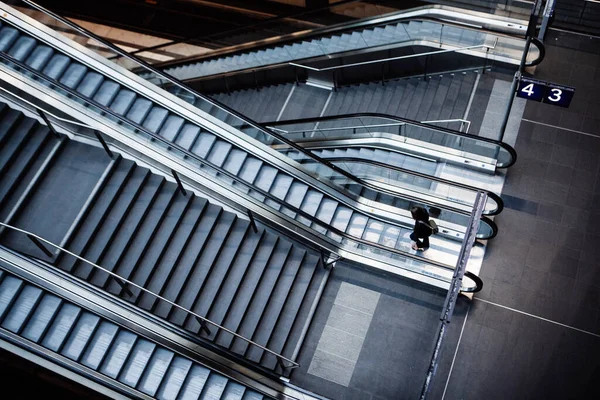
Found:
[303,158,502,215]
[266,114,516,168]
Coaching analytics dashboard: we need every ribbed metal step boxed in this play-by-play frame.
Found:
[159,19,492,81]
[0,266,269,399]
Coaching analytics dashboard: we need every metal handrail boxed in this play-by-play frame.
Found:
[0,60,487,286]
[268,118,471,134]
[0,221,299,369]
[289,40,497,72]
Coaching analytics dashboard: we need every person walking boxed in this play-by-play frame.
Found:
[410,206,431,251]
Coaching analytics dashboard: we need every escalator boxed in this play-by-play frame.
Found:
[281,155,503,216]
[0,250,282,399]
[262,113,514,218]
[0,3,493,249]
[0,1,490,294]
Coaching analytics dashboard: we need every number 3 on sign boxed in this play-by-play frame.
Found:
[547,88,562,102]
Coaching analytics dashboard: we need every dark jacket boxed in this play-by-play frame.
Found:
[413,219,431,238]
[411,206,431,237]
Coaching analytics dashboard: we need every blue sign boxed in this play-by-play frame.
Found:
[517,78,546,102]
[516,77,575,108]
[543,83,575,108]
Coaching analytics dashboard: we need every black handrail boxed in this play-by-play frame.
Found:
[0,49,484,289]
[295,161,498,239]
[524,36,545,67]
[265,113,518,168]
[22,0,441,206]
[297,156,504,215]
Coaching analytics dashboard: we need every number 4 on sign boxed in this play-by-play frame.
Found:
[516,80,545,102]
[521,83,535,96]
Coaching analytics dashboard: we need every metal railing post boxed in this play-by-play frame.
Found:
[320,249,339,268]
[36,109,61,138]
[423,55,428,81]
[93,131,114,158]
[170,169,188,196]
[114,277,134,297]
[247,210,258,233]
[195,317,212,335]
[483,46,489,74]
[27,234,53,258]
[333,70,338,91]
[224,76,230,94]
[419,192,487,400]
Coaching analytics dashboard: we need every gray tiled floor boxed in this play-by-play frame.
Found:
[291,30,600,400]
[431,31,600,400]
[290,261,466,400]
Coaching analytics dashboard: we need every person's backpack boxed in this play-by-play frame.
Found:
[420,220,439,236]
[428,219,439,235]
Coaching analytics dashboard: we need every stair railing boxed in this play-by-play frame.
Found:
[0,221,301,371]
[289,38,497,77]
[268,118,471,134]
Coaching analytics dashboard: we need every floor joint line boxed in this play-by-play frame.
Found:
[475,298,600,338]
[521,118,600,139]
[441,302,470,400]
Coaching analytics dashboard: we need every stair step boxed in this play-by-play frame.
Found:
[191,219,252,322]
[57,157,135,273]
[245,247,306,362]
[212,233,279,346]
[153,203,223,319]
[86,173,165,284]
[227,239,293,354]
[204,229,266,332]
[137,196,209,311]
[261,253,320,369]
[71,166,150,280]
[106,186,192,295]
